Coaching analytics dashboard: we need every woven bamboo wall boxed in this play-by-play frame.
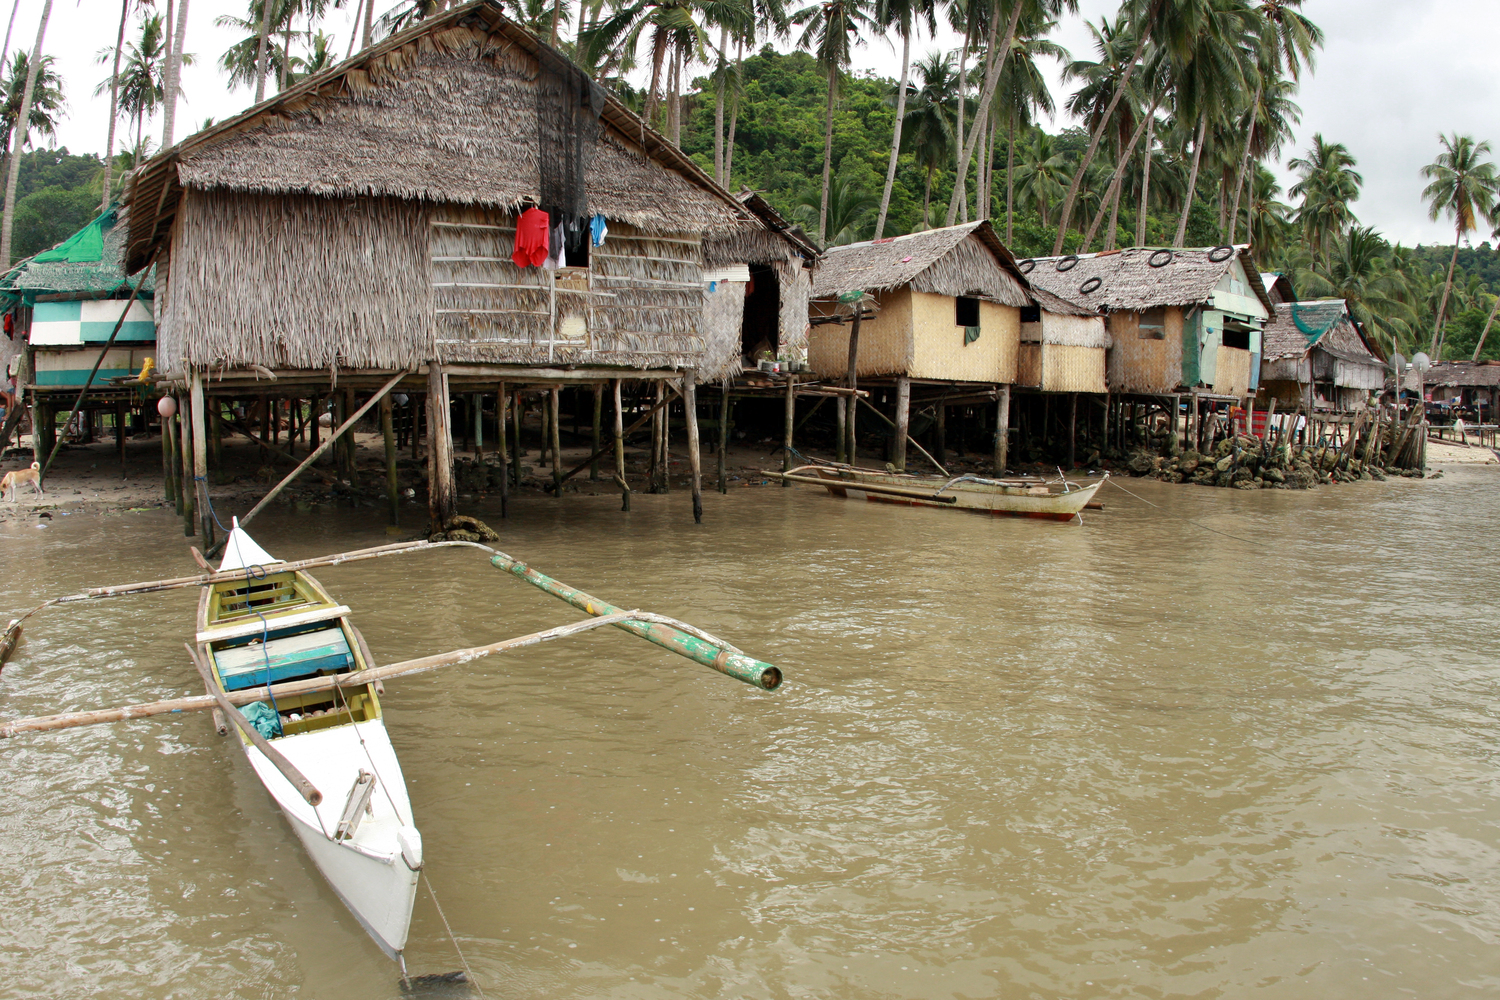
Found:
[908,291,1017,382]
[808,288,913,378]
[1257,379,1305,407]
[1213,346,1252,396]
[777,259,811,364]
[164,189,432,370]
[1106,307,1183,392]
[1016,344,1041,387]
[1040,344,1107,393]
[698,279,747,379]
[429,207,705,367]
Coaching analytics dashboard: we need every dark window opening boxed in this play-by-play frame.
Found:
[561,218,590,267]
[1139,306,1166,340]
[1222,325,1251,350]
[1019,305,1041,323]
[741,264,780,363]
[956,296,981,328]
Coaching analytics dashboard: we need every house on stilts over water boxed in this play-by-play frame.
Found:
[121,0,808,541]
[806,220,1099,473]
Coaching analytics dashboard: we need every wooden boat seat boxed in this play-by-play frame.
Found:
[215,625,355,692]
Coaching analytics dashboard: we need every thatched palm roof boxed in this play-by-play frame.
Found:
[704,190,820,267]
[1021,246,1274,315]
[2,205,153,302]
[1420,360,1500,388]
[810,220,1035,308]
[122,0,756,272]
[1262,298,1382,367]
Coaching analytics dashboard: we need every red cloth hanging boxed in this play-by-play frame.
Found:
[512,208,551,267]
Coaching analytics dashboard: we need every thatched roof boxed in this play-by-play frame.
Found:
[1262,299,1382,366]
[122,1,755,272]
[811,220,1032,308]
[2,205,153,302]
[704,191,819,267]
[1021,245,1274,315]
[1420,360,1500,388]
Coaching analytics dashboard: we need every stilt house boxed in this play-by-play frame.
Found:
[1413,361,1500,419]
[0,205,155,453]
[1258,298,1385,412]
[119,0,798,531]
[1021,246,1273,398]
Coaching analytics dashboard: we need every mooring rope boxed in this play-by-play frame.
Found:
[1102,476,1258,545]
[423,871,485,998]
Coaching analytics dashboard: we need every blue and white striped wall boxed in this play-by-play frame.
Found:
[30,299,154,345]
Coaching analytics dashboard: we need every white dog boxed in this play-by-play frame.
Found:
[1,461,44,502]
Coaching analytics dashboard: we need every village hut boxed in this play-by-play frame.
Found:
[120,0,790,536]
[1021,246,1274,398]
[1260,271,1296,306]
[1415,360,1500,421]
[1258,298,1386,413]
[1015,287,1110,394]
[0,205,155,457]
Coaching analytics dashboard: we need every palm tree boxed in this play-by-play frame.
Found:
[99,14,171,155]
[1,53,63,165]
[1226,74,1298,242]
[161,0,194,149]
[873,0,936,238]
[1012,128,1069,226]
[1243,162,1291,260]
[0,0,52,269]
[1420,133,1500,356]
[902,50,956,228]
[791,0,875,244]
[289,28,336,81]
[1064,13,1145,251]
[795,176,875,245]
[1288,133,1361,264]
[1297,225,1417,357]
[219,2,295,94]
[996,18,1063,241]
[99,0,139,211]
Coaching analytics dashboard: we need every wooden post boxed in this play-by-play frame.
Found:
[935,403,946,468]
[550,386,562,498]
[210,400,224,472]
[309,394,321,455]
[845,311,862,465]
[190,373,212,545]
[782,374,796,485]
[835,386,847,463]
[343,388,357,478]
[1067,392,1077,469]
[472,392,484,460]
[590,384,602,481]
[161,405,177,504]
[381,396,398,527]
[496,381,509,518]
[512,388,524,485]
[1169,393,1181,449]
[685,370,703,523]
[717,376,730,494]
[893,376,911,472]
[426,362,455,532]
[613,378,630,511]
[995,384,1010,474]
[114,399,127,476]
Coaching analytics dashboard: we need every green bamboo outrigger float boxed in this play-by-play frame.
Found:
[0,538,782,738]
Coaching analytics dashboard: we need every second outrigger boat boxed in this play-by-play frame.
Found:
[198,521,420,966]
[775,464,1104,521]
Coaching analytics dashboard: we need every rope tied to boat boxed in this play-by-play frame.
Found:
[1101,476,1258,544]
[421,872,486,998]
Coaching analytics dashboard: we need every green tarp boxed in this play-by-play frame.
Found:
[32,210,110,264]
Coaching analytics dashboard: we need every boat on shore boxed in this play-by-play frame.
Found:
[774,464,1104,521]
[198,521,420,966]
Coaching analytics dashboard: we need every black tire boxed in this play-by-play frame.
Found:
[1080,276,1102,294]
[1207,245,1234,262]
[1056,255,1079,272]
[1148,249,1173,268]
[1018,259,1036,274]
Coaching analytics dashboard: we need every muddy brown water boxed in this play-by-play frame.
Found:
[2,467,1499,999]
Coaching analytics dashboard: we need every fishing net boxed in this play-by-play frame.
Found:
[535,46,607,219]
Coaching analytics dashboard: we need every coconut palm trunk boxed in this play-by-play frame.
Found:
[1472,293,1500,361]
[875,20,911,239]
[254,0,274,103]
[161,0,190,149]
[642,31,669,138]
[943,0,1022,226]
[819,64,837,243]
[0,0,52,268]
[923,163,933,227]
[1431,236,1462,357]
[1082,99,1156,252]
[1136,111,1153,245]
[1051,0,1160,253]
[952,38,966,223]
[1172,112,1208,247]
[713,25,727,185]
[724,39,742,187]
[100,0,129,211]
[1005,115,1015,242]
[362,0,373,48]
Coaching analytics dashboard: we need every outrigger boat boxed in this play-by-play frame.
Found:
[0,527,782,983]
[774,464,1104,521]
[199,520,420,965]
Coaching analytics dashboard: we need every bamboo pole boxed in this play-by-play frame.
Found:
[893,377,911,472]
[187,633,228,736]
[162,405,177,504]
[381,396,398,526]
[772,470,961,503]
[556,386,679,486]
[496,381,508,518]
[590,385,602,481]
[184,644,322,805]
[179,397,195,537]
[549,387,563,497]
[512,388,523,486]
[995,385,1010,473]
[782,374,796,485]
[855,395,950,476]
[226,419,340,486]
[844,311,862,465]
[718,376,730,494]
[491,553,781,690]
[614,379,630,511]
[685,369,702,523]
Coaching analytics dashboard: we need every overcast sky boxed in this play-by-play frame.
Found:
[25,0,1500,248]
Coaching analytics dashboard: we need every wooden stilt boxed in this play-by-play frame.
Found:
[717,377,730,494]
[835,386,847,463]
[161,406,177,504]
[496,382,509,518]
[381,396,399,527]
[995,384,1011,474]
[783,374,796,485]
[210,399,223,470]
[426,362,456,532]
[343,388,356,478]
[660,381,671,493]
[310,393,321,455]
[512,388,524,485]
[1068,392,1077,469]
[1103,391,1111,447]
[590,385,602,481]
[648,382,663,493]
[893,376,911,472]
[613,378,630,511]
[550,387,563,498]
[259,393,271,461]
[845,311,862,465]
[115,400,127,476]
[685,370,703,522]
[935,403,946,467]
[473,392,484,460]
[190,372,213,546]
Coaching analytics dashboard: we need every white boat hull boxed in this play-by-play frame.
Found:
[796,467,1103,520]
[242,720,421,958]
